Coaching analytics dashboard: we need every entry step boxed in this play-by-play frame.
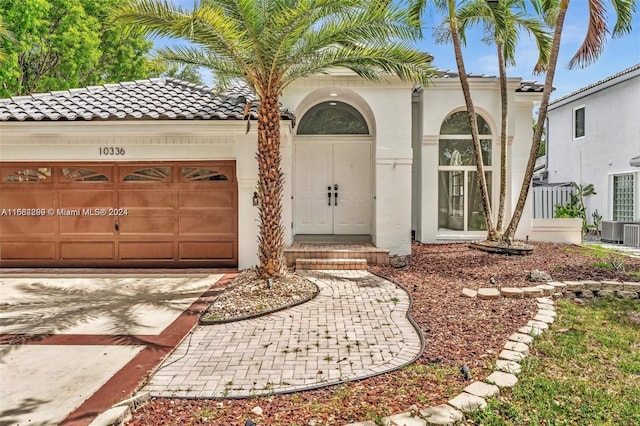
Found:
[295,258,368,270]
[285,243,389,267]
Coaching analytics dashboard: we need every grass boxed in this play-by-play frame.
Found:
[467,298,640,425]
[566,244,635,274]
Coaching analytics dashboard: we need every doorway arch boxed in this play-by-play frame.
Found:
[294,96,374,236]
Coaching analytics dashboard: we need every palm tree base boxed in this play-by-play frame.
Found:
[469,240,534,256]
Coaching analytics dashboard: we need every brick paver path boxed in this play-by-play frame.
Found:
[142,270,423,398]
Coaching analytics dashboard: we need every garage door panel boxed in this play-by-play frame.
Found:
[179,190,235,209]
[60,242,115,259]
[59,217,114,235]
[1,217,56,236]
[179,216,235,235]
[58,190,115,209]
[1,242,56,260]
[0,190,56,208]
[179,242,235,260]
[119,190,174,209]
[119,242,174,260]
[118,216,176,236]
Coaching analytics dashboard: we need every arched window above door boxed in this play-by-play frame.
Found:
[297,101,369,135]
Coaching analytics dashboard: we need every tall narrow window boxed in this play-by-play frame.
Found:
[438,111,492,232]
[574,106,585,139]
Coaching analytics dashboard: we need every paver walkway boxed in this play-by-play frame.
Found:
[142,270,423,398]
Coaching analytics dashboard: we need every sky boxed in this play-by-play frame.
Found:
[157,1,640,101]
[417,1,640,99]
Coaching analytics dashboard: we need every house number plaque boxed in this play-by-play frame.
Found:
[98,147,126,156]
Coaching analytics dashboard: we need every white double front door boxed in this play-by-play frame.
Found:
[294,137,372,235]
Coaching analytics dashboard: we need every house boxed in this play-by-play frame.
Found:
[0,71,542,269]
[545,64,640,225]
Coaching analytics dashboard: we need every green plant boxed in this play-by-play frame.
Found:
[592,209,603,235]
[467,299,640,425]
[554,182,596,233]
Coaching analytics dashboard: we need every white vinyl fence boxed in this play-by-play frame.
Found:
[533,186,575,219]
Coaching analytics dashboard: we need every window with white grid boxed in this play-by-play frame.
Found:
[613,174,635,221]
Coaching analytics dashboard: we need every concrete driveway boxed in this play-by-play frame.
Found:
[0,273,228,426]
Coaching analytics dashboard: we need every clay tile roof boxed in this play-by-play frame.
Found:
[435,69,545,92]
[0,78,294,122]
[516,80,546,92]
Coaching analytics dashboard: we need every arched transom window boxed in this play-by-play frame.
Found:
[438,111,493,232]
[297,101,369,135]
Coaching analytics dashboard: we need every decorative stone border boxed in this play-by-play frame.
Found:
[345,296,558,426]
[461,280,640,301]
[345,279,640,426]
[199,284,320,325]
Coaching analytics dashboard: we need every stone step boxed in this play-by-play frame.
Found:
[285,247,389,266]
[295,258,368,270]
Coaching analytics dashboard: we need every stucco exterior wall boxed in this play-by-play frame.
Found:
[546,69,640,222]
[283,73,415,256]
[0,71,544,267]
[418,78,539,243]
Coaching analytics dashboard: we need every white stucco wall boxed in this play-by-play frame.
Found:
[0,70,545,267]
[282,72,415,256]
[418,77,540,243]
[546,68,640,222]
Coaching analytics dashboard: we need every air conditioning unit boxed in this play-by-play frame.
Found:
[601,221,633,243]
[623,224,640,247]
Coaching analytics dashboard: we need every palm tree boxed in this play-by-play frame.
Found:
[456,0,551,234]
[411,0,498,240]
[503,0,637,240]
[114,0,435,278]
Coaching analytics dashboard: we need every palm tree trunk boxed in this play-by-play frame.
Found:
[448,0,497,240]
[256,92,286,278]
[496,41,507,234]
[504,0,569,240]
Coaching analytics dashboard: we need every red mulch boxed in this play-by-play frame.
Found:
[126,242,640,426]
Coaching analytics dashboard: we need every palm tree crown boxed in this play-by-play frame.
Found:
[115,0,435,277]
[116,0,434,95]
[457,0,552,73]
[455,0,551,234]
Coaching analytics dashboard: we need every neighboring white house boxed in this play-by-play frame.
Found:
[0,70,543,269]
[545,64,640,224]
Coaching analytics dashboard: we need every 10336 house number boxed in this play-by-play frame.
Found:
[99,147,126,156]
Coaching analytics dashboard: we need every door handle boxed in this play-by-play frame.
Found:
[327,186,332,206]
[334,184,338,206]
[114,221,119,232]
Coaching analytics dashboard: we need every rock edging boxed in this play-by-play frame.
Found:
[344,279,640,426]
[344,296,557,426]
[199,284,320,325]
[462,280,640,301]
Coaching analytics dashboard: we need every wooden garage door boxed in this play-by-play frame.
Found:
[0,162,238,267]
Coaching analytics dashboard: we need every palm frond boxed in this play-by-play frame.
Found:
[610,0,636,36]
[568,0,608,69]
[455,0,552,73]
